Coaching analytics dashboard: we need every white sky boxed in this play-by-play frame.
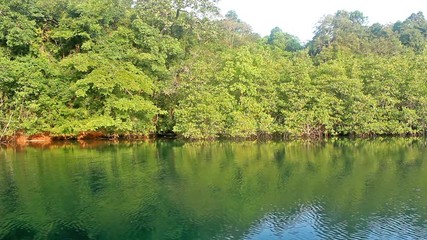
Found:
[217,0,427,42]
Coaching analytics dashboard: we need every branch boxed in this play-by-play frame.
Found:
[0,112,14,143]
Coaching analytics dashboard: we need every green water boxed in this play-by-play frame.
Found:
[1,138,427,239]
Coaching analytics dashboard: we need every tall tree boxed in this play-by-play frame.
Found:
[309,10,369,60]
[393,12,427,53]
[267,27,303,52]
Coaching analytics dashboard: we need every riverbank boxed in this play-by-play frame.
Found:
[0,131,154,146]
[1,129,424,149]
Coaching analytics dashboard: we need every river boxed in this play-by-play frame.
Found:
[1,138,427,239]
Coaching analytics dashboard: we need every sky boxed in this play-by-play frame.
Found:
[217,0,427,42]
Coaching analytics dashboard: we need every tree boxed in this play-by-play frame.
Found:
[216,10,258,48]
[309,10,369,60]
[267,27,303,52]
[393,12,427,53]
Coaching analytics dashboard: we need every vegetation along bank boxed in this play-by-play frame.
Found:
[1,0,427,141]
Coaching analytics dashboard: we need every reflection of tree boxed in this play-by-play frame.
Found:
[1,139,427,239]
[88,163,108,194]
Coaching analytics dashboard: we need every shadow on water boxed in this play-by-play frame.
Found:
[1,221,36,240]
[88,163,108,194]
[47,222,91,240]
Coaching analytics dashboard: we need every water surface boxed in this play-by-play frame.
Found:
[1,138,427,239]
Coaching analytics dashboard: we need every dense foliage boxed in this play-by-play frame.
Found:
[1,0,427,139]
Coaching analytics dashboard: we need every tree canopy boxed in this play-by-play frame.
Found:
[1,0,427,140]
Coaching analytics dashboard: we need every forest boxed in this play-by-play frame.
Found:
[1,0,427,140]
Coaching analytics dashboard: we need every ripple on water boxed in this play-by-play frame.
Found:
[354,213,427,240]
[244,202,327,239]
[47,221,91,240]
[1,219,36,240]
[244,202,427,240]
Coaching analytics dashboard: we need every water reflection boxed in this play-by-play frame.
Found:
[0,138,427,239]
[88,163,108,194]
[47,221,90,240]
[1,221,36,240]
[245,202,427,239]
[245,203,329,240]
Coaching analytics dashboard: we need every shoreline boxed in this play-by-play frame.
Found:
[0,131,425,149]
